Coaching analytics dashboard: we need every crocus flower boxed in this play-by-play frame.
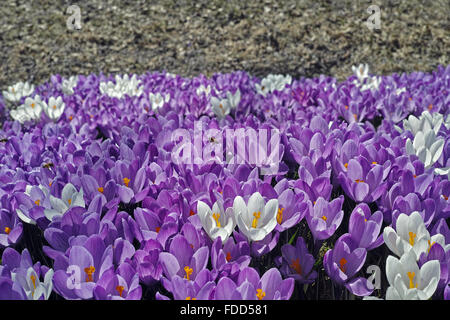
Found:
[233,192,278,242]
[305,196,344,241]
[210,96,231,119]
[158,234,209,285]
[149,92,170,111]
[197,200,235,243]
[323,234,373,296]
[44,183,85,221]
[2,81,34,103]
[93,262,142,300]
[402,111,444,137]
[62,76,79,95]
[385,250,440,300]
[279,237,317,284]
[42,96,66,121]
[383,211,446,260]
[338,157,388,203]
[352,64,369,83]
[235,267,294,300]
[405,129,445,169]
[348,203,383,250]
[11,267,54,300]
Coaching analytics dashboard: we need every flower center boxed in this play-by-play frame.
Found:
[353,114,357,121]
[321,215,327,221]
[30,274,37,290]
[345,105,349,110]
[277,207,284,224]
[256,288,266,300]
[52,105,57,110]
[84,266,95,282]
[4,227,11,234]
[34,199,40,206]
[344,162,348,169]
[443,195,448,201]
[98,187,104,193]
[355,179,365,183]
[212,213,221,228]
[155,227,160,233]
[428,104,433,110]
[252,211,261,228]
[67,199,72,205]
[189,210,196,216]
[407,271,418,289]
[116,285,124,297]
[186,296,197,300]
[339,258,347,273]
[31,103,35,108]
[372,161,377,165]
[408,231,416,246]
[184,266,193,281]
[226,252,232,262]
[123,177,130,187]
[290,258,302,275]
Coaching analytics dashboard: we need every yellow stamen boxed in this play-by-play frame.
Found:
[52,105,57,110]
[116,285,124,297]
[322,215,327,221]
[30,274,37,289]
[277,207,284,224]
[31,103,35,108]
[34,199,40,206]
[409,231,416,246]
[68,115,73,121]
[84,266,95,282]
[428,240,436,253]
[345,105,349,110]
[290,258,302,275]
[184,266,193,281]
[49,181,52,187]
[251,211,261,228]
[355,179,365,183]
[256,288,266,300]
[428,104,433,110]
[372,161,377,165]
[155,227,160,233]
[123,177,130,187]
[67,199,72,205]
[98,187,104,193]
[185,296,197,300]
[189,210,196,216]
[443,195,448,201]
[4,227,11,234]
[344,162,348,169]
[339,258,347,273]
[353,114,357,121]
[407,271,418,289]
[212,213,221,228]
[226,252,232,262]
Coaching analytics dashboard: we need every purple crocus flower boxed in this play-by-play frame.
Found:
[278,236,317,284]
[235,267,295,300]
[275,188,307,232]
[158,234,209,287]
[305,196,344,240]
[0,202,23,247]
[52,235,114,299]
[94,262,142,300]
[323,234,374,296]
[338,157,388,203]
[348,203,384,250]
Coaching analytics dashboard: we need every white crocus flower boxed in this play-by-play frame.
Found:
[383,211,447,260]
[197,200,236,243]
[22,96,43,120]
[405,129,444,169]
[233,192,278,242]
[149,92,170,112]
[196,84,213,97]
[402,111,444,137]
[2,81,35,104]
[10,107,33,123]
[61,76,78,95]
[445,114,450,130]
[43,96,65,121]
[385,250,440,300]
[255,74,292,96]
[12,268,54,300]
[226,89,241,109]
[99,74,143,98]
[44,183,84,221]
[211,96,231,119]
[352,64,370,82]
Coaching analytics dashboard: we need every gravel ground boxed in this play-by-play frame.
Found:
[0,0,449,89]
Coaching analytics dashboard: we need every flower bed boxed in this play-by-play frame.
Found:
[0,64,448,300]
